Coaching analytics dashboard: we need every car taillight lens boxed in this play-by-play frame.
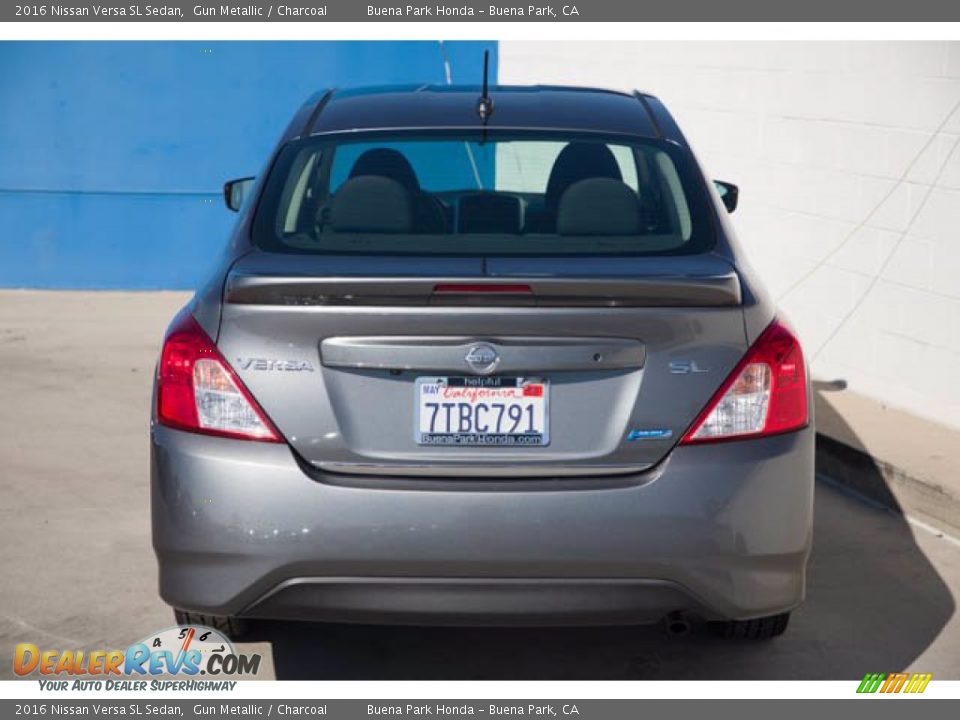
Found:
[680,318,808,444]
[156,310,282,442]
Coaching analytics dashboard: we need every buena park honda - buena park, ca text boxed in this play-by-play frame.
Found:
[14,4,580,18]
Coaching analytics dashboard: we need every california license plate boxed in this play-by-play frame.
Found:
[415,376,549,446]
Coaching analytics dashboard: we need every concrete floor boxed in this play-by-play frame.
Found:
[1,290,958,680]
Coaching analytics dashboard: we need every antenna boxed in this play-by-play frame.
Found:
[476,50,494,123]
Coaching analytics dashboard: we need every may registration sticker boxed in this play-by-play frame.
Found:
[415,376,549,446]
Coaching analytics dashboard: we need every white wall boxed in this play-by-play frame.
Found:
[500,41,960,430]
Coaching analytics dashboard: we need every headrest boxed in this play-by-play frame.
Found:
[556,178,641,236]
[330,176,413,233]
[348,148,421,195]
[457,193,523,234]
[545,142,623,210]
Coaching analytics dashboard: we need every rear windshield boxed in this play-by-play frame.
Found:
[252,131,714,256]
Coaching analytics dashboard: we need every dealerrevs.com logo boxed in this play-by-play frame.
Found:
[14,625,261,689]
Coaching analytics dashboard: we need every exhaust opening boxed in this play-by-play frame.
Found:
[665,612,692,637]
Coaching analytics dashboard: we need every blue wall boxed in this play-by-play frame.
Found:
[0,41,497,289]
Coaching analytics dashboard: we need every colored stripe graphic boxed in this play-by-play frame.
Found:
[857,672,932,694]
[881,673,908,693]
[857,673,885,693]
[905,673,933,694]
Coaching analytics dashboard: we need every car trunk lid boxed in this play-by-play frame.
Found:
[216,252,747,477]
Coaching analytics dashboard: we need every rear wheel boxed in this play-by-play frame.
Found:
[710,612,790,640]
[173,609,250,640]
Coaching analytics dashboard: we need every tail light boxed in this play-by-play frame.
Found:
[680,318,808,444]
[156,310,282,442]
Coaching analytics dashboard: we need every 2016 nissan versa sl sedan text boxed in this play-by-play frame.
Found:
[151,82,814,641]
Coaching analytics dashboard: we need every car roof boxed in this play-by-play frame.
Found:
[298,84,665,139]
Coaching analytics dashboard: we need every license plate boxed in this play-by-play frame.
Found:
[415,376,549,446]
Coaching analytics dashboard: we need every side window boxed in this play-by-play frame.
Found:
[495,141,565,193]
[280,148,322,234]
[328,144,367,193]
[653,151,693,239]
[330,142,488,194]
[494,142,638,193]
[609,145,639,192]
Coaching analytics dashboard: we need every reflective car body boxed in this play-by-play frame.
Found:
[151,85,814,629]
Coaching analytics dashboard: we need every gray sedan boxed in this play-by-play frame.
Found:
[151,83,813,641]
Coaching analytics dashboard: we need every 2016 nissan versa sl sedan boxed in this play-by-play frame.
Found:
[151,83,813,641]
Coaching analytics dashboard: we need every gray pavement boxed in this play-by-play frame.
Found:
[1,290,958,680]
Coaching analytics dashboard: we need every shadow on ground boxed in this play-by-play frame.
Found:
[239,384,955,679]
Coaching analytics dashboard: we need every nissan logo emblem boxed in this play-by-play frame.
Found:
[464,343,500,375]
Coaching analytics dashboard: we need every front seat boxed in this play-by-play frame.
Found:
[347,148,447,233]
[525,142,624,233]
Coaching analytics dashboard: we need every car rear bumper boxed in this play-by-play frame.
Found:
[151,424,814,625]
[238,577,712,626]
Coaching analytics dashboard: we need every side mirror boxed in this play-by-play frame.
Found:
[713,180,739,213]
[223,176,255,212]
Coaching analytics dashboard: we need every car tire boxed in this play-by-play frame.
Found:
[710,612,790,640]
[173,609,250,640]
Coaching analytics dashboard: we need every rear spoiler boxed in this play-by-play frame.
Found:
[224,273,742,307]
